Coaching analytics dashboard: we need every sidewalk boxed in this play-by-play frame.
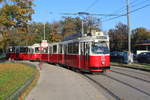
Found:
[26,62,107,100]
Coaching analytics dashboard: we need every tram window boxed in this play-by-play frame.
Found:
[35,47,39,53]
[20,47,28,53]
[43,48,48,53]
[49,47,52,54]
[91,42,109,54]
[8,47,15,53]
[59,45,62,53]
[73,42,79,54]
[28,48,32,53]
[68,43,73,54]
[53,45,57,53]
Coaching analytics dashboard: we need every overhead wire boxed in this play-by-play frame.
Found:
[102,2,150,22]
[102,0,150,21]
[85,0,99,11]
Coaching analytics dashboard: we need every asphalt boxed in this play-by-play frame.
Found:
[25,62,107,100]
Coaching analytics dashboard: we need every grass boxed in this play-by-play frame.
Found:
[19,69,40,100]
[111,62,150,70]
[0,63,36,100]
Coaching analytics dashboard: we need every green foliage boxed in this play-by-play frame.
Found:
[0,63,36,100]
[108,23,128,51]
[109,23,150,52]
[131,27,150,51]
[61,17,80,37]
[49,33,62,43]
[0,0,34,29]
[0,0,34,50]
[61,16,100,37]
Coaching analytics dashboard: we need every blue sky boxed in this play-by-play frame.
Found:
[5,0,150,31]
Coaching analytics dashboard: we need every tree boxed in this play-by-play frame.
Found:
[61,17,78,37]
[49,33,62,43]
[131,27,150,50]
[0,0,34,50]
[83,16,101,33]
[0,0,34,30]
[108,23,128,51]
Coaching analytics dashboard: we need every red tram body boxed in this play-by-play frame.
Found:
[6,31,110,72]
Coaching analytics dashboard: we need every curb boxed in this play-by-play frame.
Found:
[112,64,150,72]
[4,62,37,100]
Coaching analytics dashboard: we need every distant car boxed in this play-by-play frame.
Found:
[110,51,128,64]
[136,52,150,63]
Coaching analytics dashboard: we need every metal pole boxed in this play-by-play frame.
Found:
[44,23,45,40]
[126,0,132,63]
[81,20,84,36]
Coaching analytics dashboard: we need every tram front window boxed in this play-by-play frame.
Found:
[92,42,109,54]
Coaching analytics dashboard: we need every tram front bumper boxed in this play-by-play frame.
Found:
[89,66,112,72]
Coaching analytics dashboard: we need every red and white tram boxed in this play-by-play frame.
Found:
[6,31,110,72]
[6,46,28,60]
[56,32,110,72]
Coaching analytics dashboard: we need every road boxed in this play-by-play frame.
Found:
[82,66,150,100]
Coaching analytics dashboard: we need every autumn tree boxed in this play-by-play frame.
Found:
[108,23,128,51]
[0,0,34,50]
[61,17,80,37]
[61,16,101,37]
[131,27,150,50]
[0,0,34,30]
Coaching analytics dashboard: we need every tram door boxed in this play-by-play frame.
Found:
[80,42,90,69]
[64,45,68,65]
[58,44,64,64]
[16,47,20,59]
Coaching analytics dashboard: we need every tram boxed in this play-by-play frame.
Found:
[6,30,110,72]
[56,31,110,72]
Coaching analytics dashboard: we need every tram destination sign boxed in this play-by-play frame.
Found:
[41,40,48,48]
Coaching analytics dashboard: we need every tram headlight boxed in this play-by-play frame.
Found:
[102,61,105,65]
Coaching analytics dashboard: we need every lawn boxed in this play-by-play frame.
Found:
[111,62,150,70]
[0,63,36,100]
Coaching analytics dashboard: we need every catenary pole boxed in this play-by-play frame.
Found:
[126,0,132,63]
[44,23,45,40]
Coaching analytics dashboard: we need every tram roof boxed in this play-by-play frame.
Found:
[63,32,109,43]
[60,35,109,44]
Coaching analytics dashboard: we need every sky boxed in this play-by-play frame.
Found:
[5,0,150,31]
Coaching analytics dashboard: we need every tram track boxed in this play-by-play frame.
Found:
[82,68,150,100]
[111,70,150,83]
[83,74,122,100]
[112,66,150,76]
[104,74,150,96]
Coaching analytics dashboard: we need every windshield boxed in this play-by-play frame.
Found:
[92,42,109,54]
